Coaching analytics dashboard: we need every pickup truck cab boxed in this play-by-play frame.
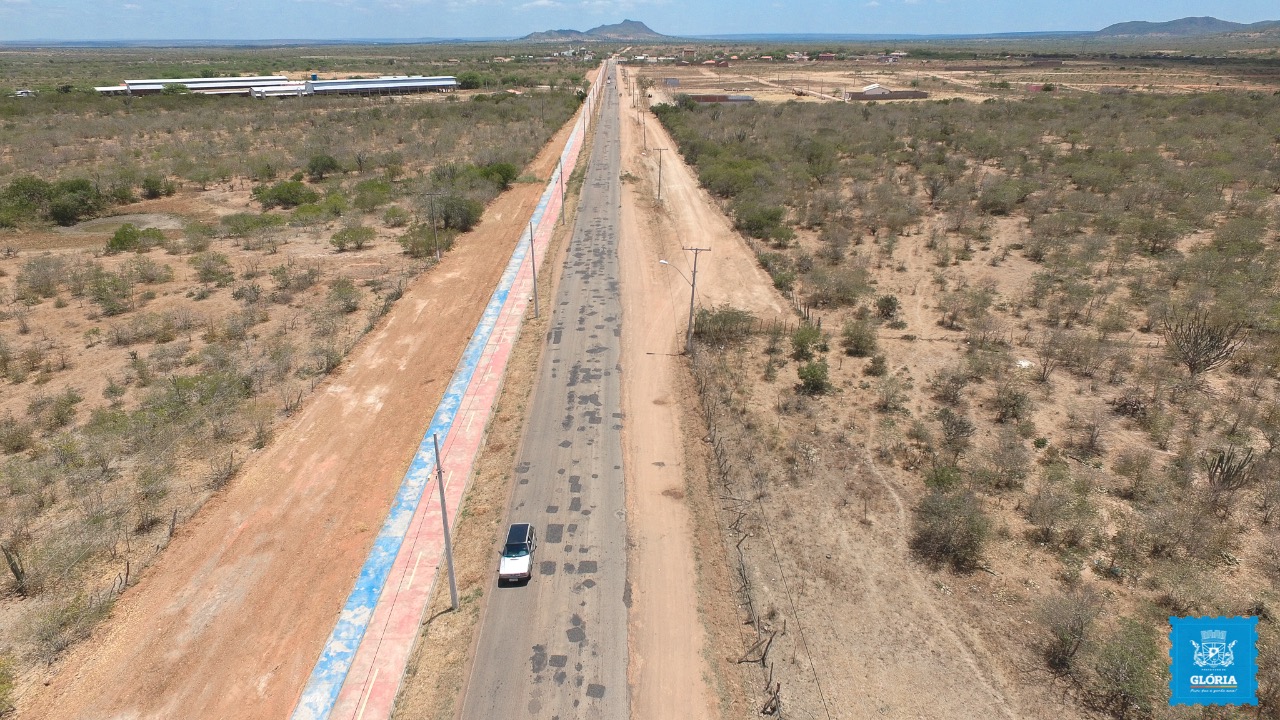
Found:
[498,522,537,583]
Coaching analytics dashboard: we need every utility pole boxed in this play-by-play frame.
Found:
[655,148,666,201]
[528,220,540,318]
[641,112,647,151]
[433,433,459,611]
[422,191,444,262]
[683,247,710,354]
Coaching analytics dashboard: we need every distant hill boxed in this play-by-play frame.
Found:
[522,19,666,42]
[1096,16,1280,37]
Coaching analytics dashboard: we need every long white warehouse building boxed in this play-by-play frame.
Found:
[97,75,458,98]
[95,76,292,95]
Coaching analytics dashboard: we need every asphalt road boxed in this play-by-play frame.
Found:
[459,61,629,719]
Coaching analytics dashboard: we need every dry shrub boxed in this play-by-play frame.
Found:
[1145,493,1234,561]
[910,490,990,571]
[1036,586,1102,674]
[24,594,113,665]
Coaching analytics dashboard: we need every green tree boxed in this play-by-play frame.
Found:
[383,206,410,228]
[797,360,831,395]
[1085,619,1165,717]
[306,154,341,181]
[734,204,789,241]
[791,323,826,361]
[47,188,102,226]
[4,176,53,212]
[141,175,175,199]
[352,178,393,212]
[993,381,1032,423]
[875,294,901,320]
[481,162,521,190]
[330,226,375,252]
[1123,214,1181,256]
[106,224,163,254]
[253,180,319,209]
[977,178,1031,215]
[438,195,484,232]
[841,318,877,357]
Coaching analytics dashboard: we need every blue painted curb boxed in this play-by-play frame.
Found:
[290,99,587,720]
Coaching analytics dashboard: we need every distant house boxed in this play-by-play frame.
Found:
[760,55,774,61]
[844,84,928,101]
[682,48,696,59]
[817,53,836,62]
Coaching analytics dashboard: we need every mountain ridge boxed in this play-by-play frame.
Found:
[1096,16,1280,37]
[522,19,666,42]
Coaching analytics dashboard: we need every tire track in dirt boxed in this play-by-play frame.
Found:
[854,448,1018,719]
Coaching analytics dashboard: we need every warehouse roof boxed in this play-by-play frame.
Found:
[306,76,457,94]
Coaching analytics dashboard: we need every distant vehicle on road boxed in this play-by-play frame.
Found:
[498,522,537,583]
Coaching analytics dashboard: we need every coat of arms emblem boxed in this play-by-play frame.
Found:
[1192,630,1236,669]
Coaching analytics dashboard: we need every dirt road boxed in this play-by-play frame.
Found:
[615,67,785,720]
[18,112,582,720]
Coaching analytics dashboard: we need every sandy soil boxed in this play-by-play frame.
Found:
[616,65,784,720]
[636,58,1280,107]
[622,64,1103,720]
[15,111,581,720]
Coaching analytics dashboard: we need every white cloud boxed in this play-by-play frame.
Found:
[520,0,562,8]
[574,0,669,12]
[865,0,880,5]
[123,2,140,8]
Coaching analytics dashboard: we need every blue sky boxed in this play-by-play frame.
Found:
[1,0,1277,41]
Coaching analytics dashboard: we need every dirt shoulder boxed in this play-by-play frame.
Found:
[616,65,782,720]
[16,110,581,720]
